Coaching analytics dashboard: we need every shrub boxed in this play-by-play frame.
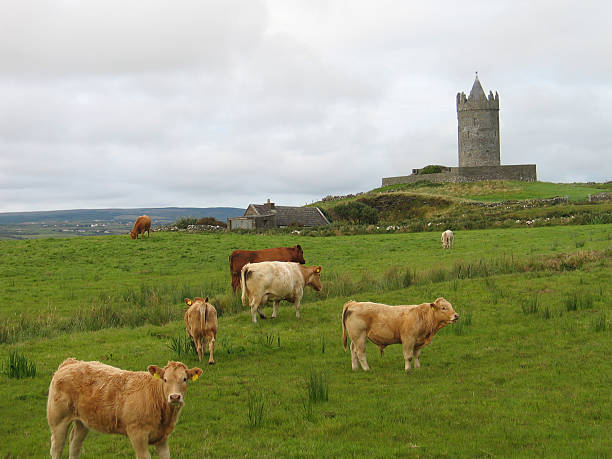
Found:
[174,217,199,229]
[197,217,227,227]
[329,202,379,225]
[420,165,445,174]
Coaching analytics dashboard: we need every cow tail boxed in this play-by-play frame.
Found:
[342,301,352,351]
[203,303,208,329]
[240,266,248,306]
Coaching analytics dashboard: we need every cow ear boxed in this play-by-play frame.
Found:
[204,296,209,303]
[296,244,302,250]
[187,367,203,382]
[430,303,436,309]
[184,298,192,306]
[148,365,165,379]
[314,266,322,274]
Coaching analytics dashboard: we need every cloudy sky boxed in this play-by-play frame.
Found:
[1,0,610,213]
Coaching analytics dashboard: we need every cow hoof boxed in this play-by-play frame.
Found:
[209,361,215,365]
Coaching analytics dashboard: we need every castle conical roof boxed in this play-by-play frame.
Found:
[468,75,486,102]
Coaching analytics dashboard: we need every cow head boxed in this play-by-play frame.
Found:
[430,297,459,325]
[148,361,202,407]
[294,245,306,264]
[129,230,137,240]
[306,266,323,291]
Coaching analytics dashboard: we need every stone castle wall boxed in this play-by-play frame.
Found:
[382,165,537,186]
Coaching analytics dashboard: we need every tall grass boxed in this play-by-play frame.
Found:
[246,389,268,428]
[2,350,37,379]
[306,369,329,403]
[167,335,198,360]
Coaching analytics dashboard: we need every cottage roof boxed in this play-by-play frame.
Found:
[246,204,330,227]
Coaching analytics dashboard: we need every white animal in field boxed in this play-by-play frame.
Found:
[240,261,322,323]
[441,229,454,249]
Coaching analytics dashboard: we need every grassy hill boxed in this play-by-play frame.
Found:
[312,181,612,232]
[0,228,610,457]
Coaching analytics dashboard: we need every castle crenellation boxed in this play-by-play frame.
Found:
[383,75,537,187]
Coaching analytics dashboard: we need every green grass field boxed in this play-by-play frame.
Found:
[372,180,612,202]
[1,226,611,457]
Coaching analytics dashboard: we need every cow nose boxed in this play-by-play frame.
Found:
[169,394,182,403]
[454,314,459,320]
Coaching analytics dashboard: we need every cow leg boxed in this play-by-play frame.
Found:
[401,339,416,371]
[155,439,170,459]
[196,338,204,362]
[349,342,360,371]
[354,334,369,371]
[272,300,280,318]
[258,297,267,319]
[413,348,422,369]
[68,420,89,458]
[127,430,152,459]
[207,332,216,365]
[250,299,259,323]
[49,418,71,459]
[294,299,301,319]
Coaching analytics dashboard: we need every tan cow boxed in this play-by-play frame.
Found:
[441,229,454,249]
[241,261,322,323]
[130,215,152,239]
[47,358,202,459]
[184,297,218,365]
[342,297,459,371]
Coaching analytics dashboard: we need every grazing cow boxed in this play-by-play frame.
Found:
[229,245,306,292]
[130,215,152,239]
[241,261,322,323]
[184,297,218,365]
[342,297,459,371]
[441,229,454,249]
[47,358,202,459]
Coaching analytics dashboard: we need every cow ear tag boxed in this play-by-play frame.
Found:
[430,303,435,309]
[315,267,321,273]
[153,373,160,380]
[192,373,199,382]
[187,300,192,306]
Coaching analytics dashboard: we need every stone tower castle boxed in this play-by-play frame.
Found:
[456,74,500,167]
[381,74,537,186]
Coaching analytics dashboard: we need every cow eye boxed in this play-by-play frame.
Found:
[183,377,187,382]
[163,378,167,383]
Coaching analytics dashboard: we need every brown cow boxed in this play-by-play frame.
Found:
[342,297,459,371]
[184,297,218,365]
[47,358,202,459]
[241,261,322,323]
[229,245,305,292]
[130,215,151,239]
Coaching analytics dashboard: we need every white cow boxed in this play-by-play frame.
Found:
[441,229,454,249]
[240,261,322,323]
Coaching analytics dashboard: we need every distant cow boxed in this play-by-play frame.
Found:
[241,261,322,323]
[130,215,151,239]
[47,358,202,459]
[342,297,459,371]
[441,229,454,249]
[229,245,306,292]
[184,297,218,365]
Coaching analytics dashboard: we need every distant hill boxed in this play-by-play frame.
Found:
[0,207,245,239]
[0,207,245,225]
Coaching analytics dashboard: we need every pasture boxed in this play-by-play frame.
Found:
[0,225,611,457]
